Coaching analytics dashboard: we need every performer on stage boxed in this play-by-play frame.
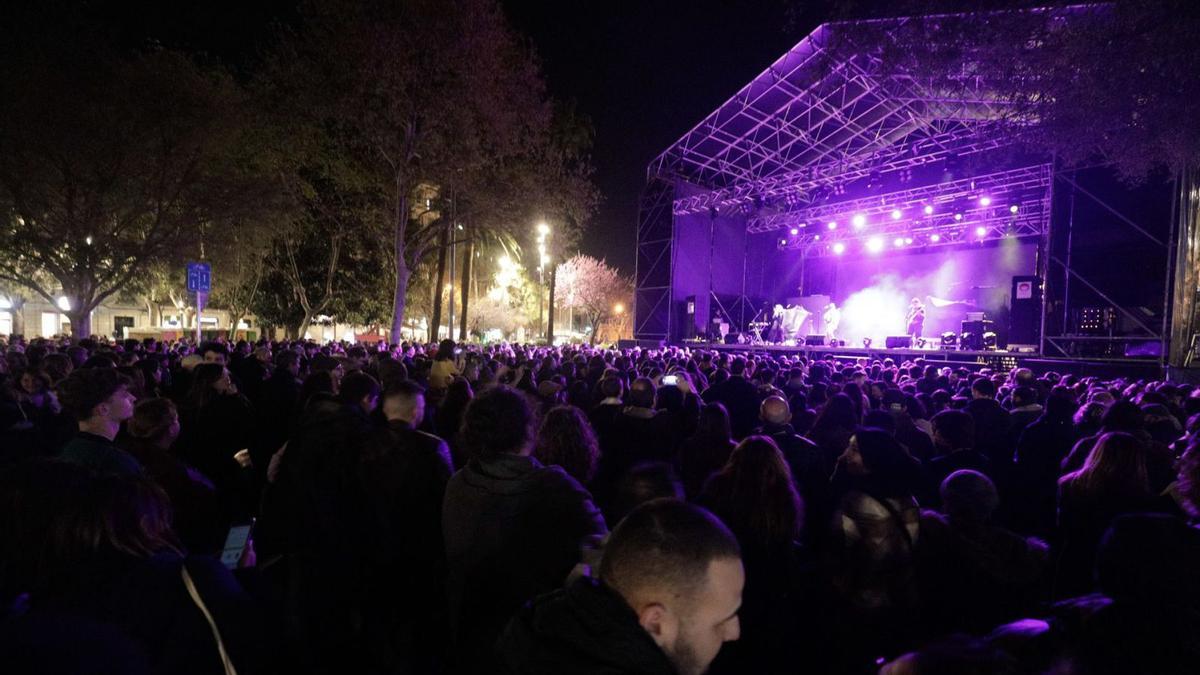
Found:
[823,301,841,340]
[906,297,926,338]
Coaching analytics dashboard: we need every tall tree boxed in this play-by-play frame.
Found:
[0,33,272,338]
[554,255,630,344]
[260,0,597,344]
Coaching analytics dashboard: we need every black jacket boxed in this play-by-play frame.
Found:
[499,577,675,675]
[702,375,760,440]
[443,454,607,673]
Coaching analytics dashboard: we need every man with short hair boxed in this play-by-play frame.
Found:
[966,377,1010,461]
[754,395,828,537]
[926,410,992,506]
[57,368,140,475]
[500,499,743,675]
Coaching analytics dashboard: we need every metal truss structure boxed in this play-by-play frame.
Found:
[636,8,1178,367]
[766,164,1052,255]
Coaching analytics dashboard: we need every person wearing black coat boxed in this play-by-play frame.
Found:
[701,357,760,440]
[753,395,830,541]
[443,386,607,674]
[1011,395,1079,537]
[358,381,454,672]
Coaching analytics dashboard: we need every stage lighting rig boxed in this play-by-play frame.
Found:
[940,332,958,350]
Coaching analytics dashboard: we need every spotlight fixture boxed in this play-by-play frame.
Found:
[866,237,883,253]
[930,233,941,243]
[891,209,902,220]
[1010,205,1019,214]
[780,238,788,246]
[924,205,934,215]
[827,221,838,230]
[975,226,987,237]
[979,196,992,206]
[790,228,799,236]
[954,213,963,221]
[904,237,913,245]
[852,214,866,229]
[814,234,821,241]
[894,237,905,247]
[832,242,845,254]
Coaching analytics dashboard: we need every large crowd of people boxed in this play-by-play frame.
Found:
[1,334,1199,675]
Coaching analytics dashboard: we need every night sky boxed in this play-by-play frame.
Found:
[70,0,824,274]
[503,0,811,273]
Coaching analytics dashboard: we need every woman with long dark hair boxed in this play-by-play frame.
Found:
[809,393,860,466]
[678,402,737,500]
[533,405,601,487]
[179,364,256,518]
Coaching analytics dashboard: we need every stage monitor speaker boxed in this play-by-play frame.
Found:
[804,335,826,346]
[723,332,741,345]
[1009,276,1041,347]
[681,295,697,340]
[886,336,913,349]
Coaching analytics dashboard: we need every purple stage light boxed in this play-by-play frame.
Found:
[790,227,799,235]
[832,242,845,254]
[894,237,905,247]
[979,196,992,206]
[975,226,987,237]
[780,238,788,245]
[1010,205,1019,214]
[924,205,934,215]
[866,237,883,253]
[891,209,902,220]
[930,233,941,242]
[954,213,963,221]
[827,220,838,230]
[852,214,866,229]
[814,234,821,241]
[905,237,913,245]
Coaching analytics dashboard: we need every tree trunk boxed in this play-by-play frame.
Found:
[297,311,315,342]
[546,265,557,345]
[66,308,92,339]
[10,296,25,338]
[459,230,473,342]
[430,224,449,342]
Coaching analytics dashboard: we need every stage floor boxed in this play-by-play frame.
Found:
[679,341,1163,378]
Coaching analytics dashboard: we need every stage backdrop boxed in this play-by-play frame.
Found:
[761,237,1037,347]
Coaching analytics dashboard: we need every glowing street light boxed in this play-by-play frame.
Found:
[614,303,625,315]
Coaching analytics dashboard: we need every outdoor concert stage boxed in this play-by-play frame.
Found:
[633,12,1177,373]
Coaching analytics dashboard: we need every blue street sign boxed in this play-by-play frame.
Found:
[186,262,212,293]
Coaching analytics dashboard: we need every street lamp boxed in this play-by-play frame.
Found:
[535,222,552,340]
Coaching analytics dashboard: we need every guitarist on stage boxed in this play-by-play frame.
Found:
[906,297,926,338]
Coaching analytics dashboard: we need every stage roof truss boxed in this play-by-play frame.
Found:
[654,18,1029,220]
[764,163,1051,256]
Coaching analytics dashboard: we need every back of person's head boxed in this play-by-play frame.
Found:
[1043,392,1075,420]
[813,392,858,432]
[599,376,624,400]
[611,462,685,524]
[853,427,922,497]
[599,499,742,672]
[381,379,425,424]
[706,436,802,546]
[863,409,897,434]
[57,368,130,422]
[338,371,380,408]
[759,395,791,426]
[1096,513,1200,608]
[187,363,226,406]
[1068,431,1149,498]
[932,409,975,450]
[971,377,996,399]
[940,470,999,525]
[697,402,733,441]
[628,377,656,409]
[274,349,300,372]
[534,405,600,485]
[0,460,178,597]
[729,357,746,377]
[435,339,456,361]
[462,385,534,458]
[1101,400,1144,433]
[1012,386,1037,407]
[126,398,179,444]
[656,384,683,412]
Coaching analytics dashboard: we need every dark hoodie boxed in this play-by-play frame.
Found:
[443,454,607,673]
[499,577,675,675]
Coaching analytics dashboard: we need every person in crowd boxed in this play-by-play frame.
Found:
[678,402,737,500]
[57,368,141,475]
[178,363,256,516]
[881,389,935,462]
[533,404,601,488]
[1012,393,1080,537]
[809,392,859,467]
[828,428,924,665]
[918,470,1049,634]
[965,377,1010,462]
[0,459,270,675]
[122,398,224,554]
[442,385,607,673]
[499,499,743,675]
[926,410,993,505]
[429,339,461,392]
[357,380,453,672]
[752,395,828,539]
[701,356,760,439]
[606,461,686,525]
[435,376,474,467]
[1055,431,1174,597]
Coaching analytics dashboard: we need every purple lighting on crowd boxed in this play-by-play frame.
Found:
[852,214,866,229]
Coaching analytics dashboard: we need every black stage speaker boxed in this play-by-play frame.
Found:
[885,336,913,349]
[1009,276,1041,347]
[681,295,697,340]
[961,319,994,350]
[723,332,741,345]
[804,335,825,346]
